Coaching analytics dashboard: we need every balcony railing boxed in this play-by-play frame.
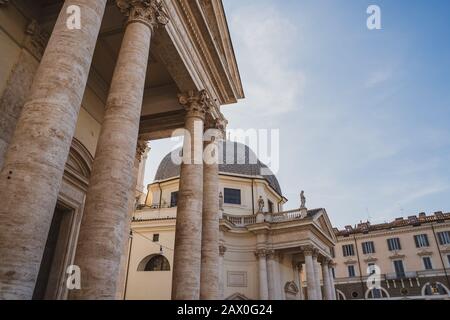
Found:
[223,214,257,227]
[223,209,308,227]
[385,271,418,280]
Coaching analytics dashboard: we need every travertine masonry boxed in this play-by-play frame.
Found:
[0,0,107,299]
[72,15,154,299]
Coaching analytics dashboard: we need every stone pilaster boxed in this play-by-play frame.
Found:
[72,0,167,299]
[0,0,107,300]
[303,246,318,300]
[172,90,209,300]
[256,249,269,300]
[200,118,222,300]
[313,250,323,300]
[321,258,333,300]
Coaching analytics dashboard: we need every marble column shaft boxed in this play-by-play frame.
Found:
[72,3,157,299]
[200,125,221,300]
[304,251,317,300]
[293,264,304,300]
[322,261,332,300]
[328,264,337,300]
[267,251,282,300]
[0,0,107,300]
[256,250,269,300]
[313,254,323,300]
[172,91,208,300]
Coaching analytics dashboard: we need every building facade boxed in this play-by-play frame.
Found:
[126,141,337,300]
[0,0,244,300]
[333,212,450,300]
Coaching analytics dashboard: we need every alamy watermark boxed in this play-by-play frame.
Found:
[367,5,382,30]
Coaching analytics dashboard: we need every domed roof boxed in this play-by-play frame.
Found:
[154,141,282,196]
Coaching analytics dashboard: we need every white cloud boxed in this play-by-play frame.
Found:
[365,69,392,88]
[228,4,305,116]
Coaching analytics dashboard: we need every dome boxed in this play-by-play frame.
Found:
[154,141,282,196]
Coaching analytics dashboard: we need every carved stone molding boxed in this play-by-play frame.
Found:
[24,19,50,60]
[116,0,169,30]
[178,90,210,120]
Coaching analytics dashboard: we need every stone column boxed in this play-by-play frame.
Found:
[200,119,225,300]
[328,261,337,300]
[256,249,269,300]
[303,247,317,300]
[313,251,323,300]
[72,0,168,299]
[218,245,227,300]
[267,250,282,300]
[0,0,107,300]
[322,258,333,300]
[172,90,209,300]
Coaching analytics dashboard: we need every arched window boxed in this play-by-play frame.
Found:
[365,287,390,299]
[138,254,171,272]
[422,282,450,296]
[336,289,346,300]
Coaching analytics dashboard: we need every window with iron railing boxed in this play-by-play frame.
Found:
[414,234,430,248]
[437,231,450,245]
[342,244,355,257]
[362,241,375,254]
[387,238,401,251]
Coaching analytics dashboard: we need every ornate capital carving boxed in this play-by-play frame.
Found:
[255,249,267,258]
[116,0,169,30]
[24,19,50,60]
[302,245,314,257]
[135,139,149,162]
[219,245,227,257]
[178,90,210,120]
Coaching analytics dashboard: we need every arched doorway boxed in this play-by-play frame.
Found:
[365,287,390,299]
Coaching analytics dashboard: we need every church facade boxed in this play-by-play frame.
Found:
[126,142,337,300]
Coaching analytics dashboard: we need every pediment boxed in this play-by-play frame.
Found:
[312,209,337,243]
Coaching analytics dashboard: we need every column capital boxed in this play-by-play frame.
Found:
[328,260,336,268]
[179,90,211,120]
[255,249,267,258]
[117,0,169,30]
[219,245,227,257]
[301,245,315,257]
[135,138,149,162]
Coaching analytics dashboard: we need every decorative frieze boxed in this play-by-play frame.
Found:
[116,0,169,30]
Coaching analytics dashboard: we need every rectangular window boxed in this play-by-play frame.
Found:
[331,268,336,279]
[342,244,355,257]
[447,255,450,267]
[414,234,430,248]
[152,234,159,242]
[423,257,433,270]
[437,231,450,245]
[224,188,241,205]
[362,241,375,254]
[393,260,405,278]
[348,265,356,277]
[387,238,402,251]
[268,200,274,213]
[170,192,178,208]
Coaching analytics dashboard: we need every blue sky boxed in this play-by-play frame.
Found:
[145,0,450,228]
